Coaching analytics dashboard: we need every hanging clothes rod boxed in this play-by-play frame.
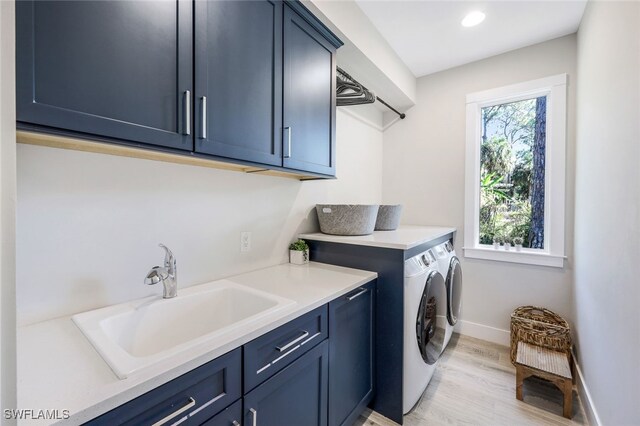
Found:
[336,66,406,119]
[375,96,406,120]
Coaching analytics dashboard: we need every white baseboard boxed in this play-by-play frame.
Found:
[454,319,510,346]
[573,351,602,426]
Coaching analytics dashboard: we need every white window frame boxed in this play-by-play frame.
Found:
[463,74,567,268]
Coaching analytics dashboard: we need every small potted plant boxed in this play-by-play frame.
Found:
[493,236,501,249]
[289,239,309,265]
[513,236,524,251]
[504,237,511,251]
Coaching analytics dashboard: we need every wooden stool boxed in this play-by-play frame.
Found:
[515,341,573,419]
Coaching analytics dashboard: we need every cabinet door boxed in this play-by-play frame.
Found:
[328,281,376,426]
[283,5,337,176]
[16,0,193,151]
[244,340,328,426]
[195,0,283,166]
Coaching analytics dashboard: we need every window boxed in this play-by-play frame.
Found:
[464,75,567,267]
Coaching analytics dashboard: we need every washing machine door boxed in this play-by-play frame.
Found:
[446,256,462,326]
[416,270,446,365]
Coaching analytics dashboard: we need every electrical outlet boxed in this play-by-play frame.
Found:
[240,232,251,252]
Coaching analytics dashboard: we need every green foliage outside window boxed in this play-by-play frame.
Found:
[479,97,546,248]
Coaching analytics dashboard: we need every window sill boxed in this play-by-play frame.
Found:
[463,246,565,268]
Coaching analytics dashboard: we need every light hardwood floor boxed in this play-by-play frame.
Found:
[355,334,587,426]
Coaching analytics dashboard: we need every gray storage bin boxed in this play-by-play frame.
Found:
[315,204,379,236]
[375,205,403,231]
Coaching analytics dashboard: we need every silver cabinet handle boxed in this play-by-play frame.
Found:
[183,90,191,135]
[276,330,309,352]
[283,127,292,158]
[200,96,207,139]
[232,421,240,426]
[249,408,257,426]
[347,288,369,301]
[151,397,196,426]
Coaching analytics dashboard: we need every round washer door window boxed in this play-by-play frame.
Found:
[416,270,446,365]
[446,256,462,326]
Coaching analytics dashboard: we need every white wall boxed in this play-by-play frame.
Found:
[0,0,17,421]
[16,109,383,325]
[573,2,640,424]
[382,35,577,343]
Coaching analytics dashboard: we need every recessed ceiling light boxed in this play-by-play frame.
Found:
[461,11,486,27]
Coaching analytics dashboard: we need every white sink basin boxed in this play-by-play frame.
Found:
[72,280,296,379]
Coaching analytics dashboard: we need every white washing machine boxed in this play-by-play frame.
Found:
[433,240,463,350]
[403,249,447,414]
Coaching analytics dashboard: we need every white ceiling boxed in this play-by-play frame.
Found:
[355,0,587,77]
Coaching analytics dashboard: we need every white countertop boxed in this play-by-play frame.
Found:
[299,225,456,250]
[17,262,377,425]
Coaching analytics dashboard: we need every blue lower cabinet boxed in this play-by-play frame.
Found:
[201,399,242,426]
[328,282,376,426]
[243,340,329,426]
[84,286,377,426]
[85,348,241,425]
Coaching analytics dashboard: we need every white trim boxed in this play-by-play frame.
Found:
[573,351,603,426]
[466,74,567,104]
[454,320,510,346]
[464,74,567,268]
[463,246,566,268]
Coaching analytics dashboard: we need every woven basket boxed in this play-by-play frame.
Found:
[510,306,571,365]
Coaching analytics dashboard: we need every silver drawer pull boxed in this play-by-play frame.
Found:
[151,397,196,426]
[272,344,300,364]
[276,330,309,352]
[183,90,191,135]
[232,421,240,426]
[189,392,226,417]
[249,408,257,426]
[300,332,321,346]
[347,288,369,301]
[200,96,207,139]
[283,127,292,158]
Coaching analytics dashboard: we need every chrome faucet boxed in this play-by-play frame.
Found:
[144,244,178,298]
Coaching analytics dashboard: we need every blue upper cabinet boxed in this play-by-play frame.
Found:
[16,0,342,177]
[194,0,283,166]
[16,0,193,151]
[283,3,340,176]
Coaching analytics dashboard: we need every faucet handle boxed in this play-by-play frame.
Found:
[158,243,175,268]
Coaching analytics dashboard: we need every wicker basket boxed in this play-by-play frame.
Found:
[510,306,571,365]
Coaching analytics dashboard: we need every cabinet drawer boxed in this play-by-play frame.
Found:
[201,399,242,426]
[86,348,241,425]
[244,305,328,392]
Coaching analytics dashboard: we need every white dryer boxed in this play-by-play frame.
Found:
[433,240,463,350]
[403,249,447,414]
